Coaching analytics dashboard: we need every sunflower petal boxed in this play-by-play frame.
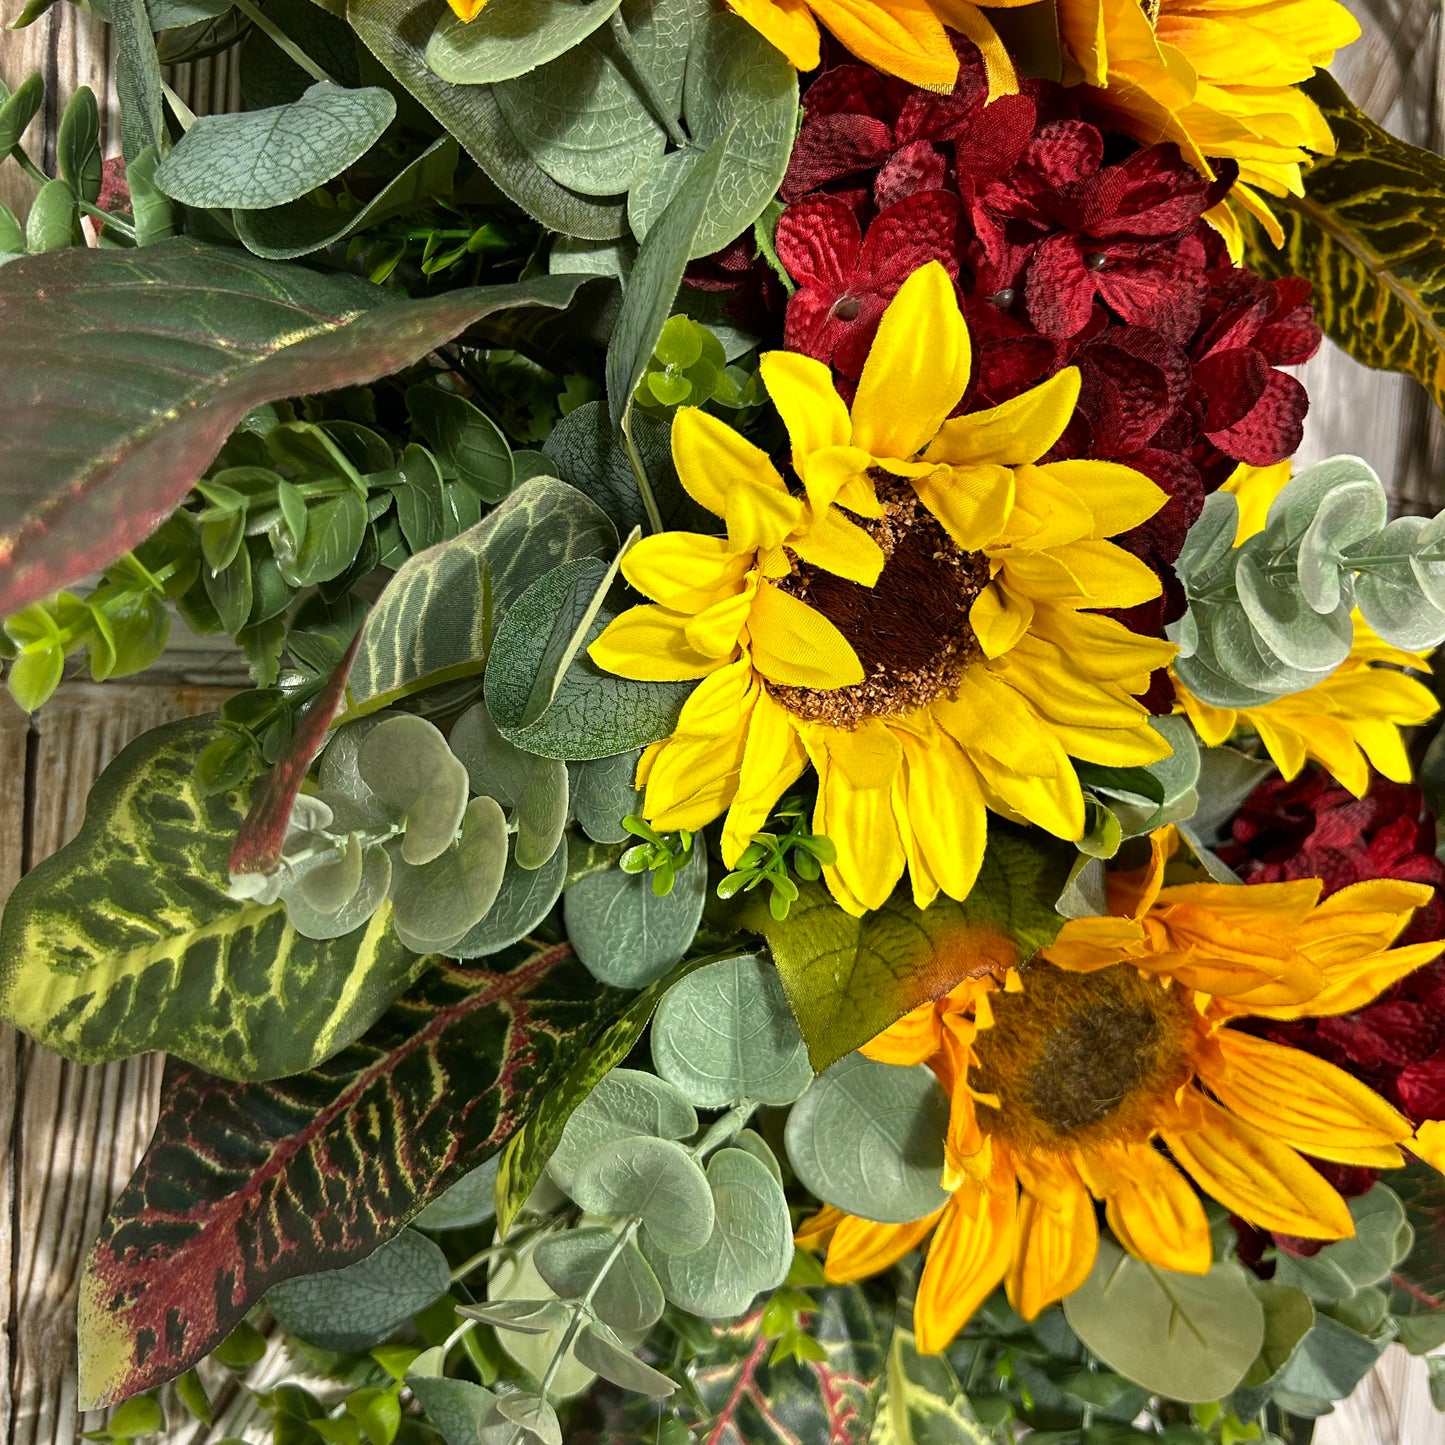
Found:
[590,604,730,680]
[1078,1143,1212,1276]
[915,1183,1017,1354]
[748,581,864,688]
[761,350,852,460]
[926,369,1081,468]
[672,407,801,550]
[1007,1158,1097,1320]
[825,1210,942,1284]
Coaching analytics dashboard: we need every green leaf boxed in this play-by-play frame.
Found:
[126,146,176,244]
[239,0,359,105]
[426,0,626,84]
[1242,70,1445,414]
[1230,1280,1315,1425]
[0,73,44,155]
[626,12,795,257]
[391,796,510,952]
[569,750,642,843]
[650,954,813,1108]
[606,132,726,427]
[358,715,470,865]
[645,1147,792,1317]
[344,476,617,718]
[1274,1185,1410,1304]
[573,1322,677,1396]
[58,85,103,203]
[113,0,165,162]
[784,1053,950,1224]
[107,1395,165,1439]
[405,1377,497,1445]
[406,385,514,504]
[563,853,707,986]
[484,557,692,760]
[1386,1158,1445,1325]
[547,1066,697,1194]
[347,0,627,241]
[747,824,1074,1071]
[154,83,395,209]
[174,1369,212,1426]
[492,960,704,1236]
[451,835,568,957]
[534,1227,665,1332]
[1062,1239,1264,1403]
[236,136,458,259]
[0,716,423,1079]
[571,1135,715,1254]
[1273,1313,1386,1408]
[0,244,588,617]
[78,942,632,1406]
[26,177,78,251]
[414,1153,499,1231]
[266,1229,451,1352]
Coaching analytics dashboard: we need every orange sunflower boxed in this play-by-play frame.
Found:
[802,826,1444,1351]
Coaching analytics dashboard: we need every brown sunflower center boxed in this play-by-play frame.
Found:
[769,477,990,727]
[970,961,1198,1152]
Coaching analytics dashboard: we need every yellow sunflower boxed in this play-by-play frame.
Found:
[803,826,1443,1351]
[1174,461,1439,796]
[589,263,1176,914]
[723,0,1037,93]
[1055,0,1359,255]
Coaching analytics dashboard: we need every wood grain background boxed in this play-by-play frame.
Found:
[2,0,1445,1438]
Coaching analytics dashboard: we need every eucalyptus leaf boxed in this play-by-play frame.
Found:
[450,836,568,958]
[547,1066,697,1195]
[426,0,625,84]
[651,954,813,1109]
[1234,552,1352,673]
[459,1297,571,1335]
[1274,1185,1411,1304]
[414,1153,500,1230]
[265,1229,450,1352]
[1273,1313,1387,1408]
[563,853,706,987]
[644,1146,792,1318]
[569,751,642,843]
[358,714,470,865]
[1354,515,1445,650]
[570,1134,714,1255]
[154,83,397,209]
[1062,1239,1264,1403]
[390,796,509,952]
[625,12,795,258]
[533,1226,665,1332]
[405,1377,497,1445]
[784,1054,950,1225]
[1230,1280,1315,1424]
[573,1322,676,1396]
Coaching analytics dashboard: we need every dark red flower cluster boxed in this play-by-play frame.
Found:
[691,40,1322,649]
[1223,771,1445,1125]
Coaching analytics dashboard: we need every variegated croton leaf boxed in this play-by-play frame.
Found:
[0,714,425,1079]
[1244,71,1445,410]
[79,942,630,1407]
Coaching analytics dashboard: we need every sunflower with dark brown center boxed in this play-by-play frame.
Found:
[801,826,1445,1353]
[590,262,1177,915]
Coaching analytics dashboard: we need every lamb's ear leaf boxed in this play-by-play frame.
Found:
[77,943,630,1407]
[0,715,424,1081]
[0,241,588,617]
[1243,70,1445,412]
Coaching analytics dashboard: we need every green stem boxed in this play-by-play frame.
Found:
[689,1100,755,1161]
[621,407,665,535]
[8,143,48,186]
[230,0,339,85]
[82,199,137,240]
[607,12,688,150]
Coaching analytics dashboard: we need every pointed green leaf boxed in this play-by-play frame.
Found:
[0,716,423,1079]
[78,943,632,1406]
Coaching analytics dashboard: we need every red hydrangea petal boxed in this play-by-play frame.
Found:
[1398,1053,1445,1120]
[1194,346,1269,431]
[783,114,896,201]
[1095,254,1206,335]
[1026,231,1096,338]
[775,196,863,288]
[874,139,949,208]
[1205,367,1309,464]
[857,190,962,287]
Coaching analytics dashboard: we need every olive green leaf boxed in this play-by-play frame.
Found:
[154,83,397,209]
[745,824,1074,1071]
[426,0,626,86]
[0,717,423,1080]
[534,1226,665,1333]
[1062,1239,1265,1403]
[1243,70,1445,411]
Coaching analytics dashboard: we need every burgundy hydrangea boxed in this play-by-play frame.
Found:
[688,39,1322,661]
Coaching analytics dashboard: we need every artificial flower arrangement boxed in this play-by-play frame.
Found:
[5,0,1445,1439]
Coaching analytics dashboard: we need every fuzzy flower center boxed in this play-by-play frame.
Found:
[769,477,990,727]
[970,961,1198,1152]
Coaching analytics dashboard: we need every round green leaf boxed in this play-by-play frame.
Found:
[265,1229,450,1353]
[784,1053,950,1224]
[298,832,365,914]
[548,1066,698,1195]
[450,834,568,959]
[571,1135,714,1256]
[626,11,797,257]
[413,1154,499,1232]
[651,954,813,1108]
[563,856,706,987]
[153,83,397,209]
[283,842,392,942]
[1062,1238,1264,1403]
[533,1226,665,1332]
[569,750,642,843]
[1235,552,1352,673]
[405,1376,497,1445]
[1355,516,1445,650]
[390,796,509,952]
[425,0,625,85]
[645,1147,792,1318]
[358,714,470,866]
[573,1321,676,1396]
